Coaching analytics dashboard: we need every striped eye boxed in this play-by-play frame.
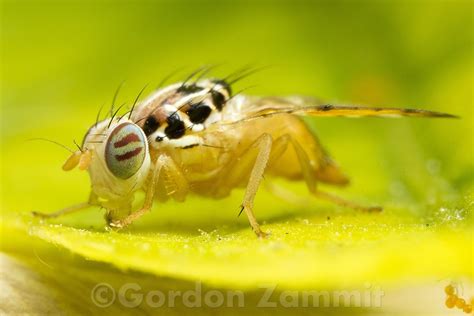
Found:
[105,123,147,179]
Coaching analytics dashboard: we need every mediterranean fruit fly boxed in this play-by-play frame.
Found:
[33,69,457,238]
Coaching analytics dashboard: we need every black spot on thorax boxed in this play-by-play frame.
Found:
[165,113,185,139]
[186,103,212,124]
[142,116,160,136]
[211,90,226,111]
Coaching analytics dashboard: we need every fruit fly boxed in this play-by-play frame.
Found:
[33,69,457,237]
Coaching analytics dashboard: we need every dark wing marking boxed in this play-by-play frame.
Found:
[290,105,457,118]
[231,96,458,124]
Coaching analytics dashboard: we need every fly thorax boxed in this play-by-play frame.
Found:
[133,79,230,150]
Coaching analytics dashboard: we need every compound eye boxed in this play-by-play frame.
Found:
[105,123,147,179]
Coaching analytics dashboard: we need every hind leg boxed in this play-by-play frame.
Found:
[270,134,382,212]
[311,190,382,212]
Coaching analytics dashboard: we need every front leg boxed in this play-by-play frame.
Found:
[108,154,188,229]
[32,192,99,219]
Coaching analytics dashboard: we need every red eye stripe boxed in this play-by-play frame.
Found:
[115,147,143,161]
[114,132,141,148]
[105,122,147,179]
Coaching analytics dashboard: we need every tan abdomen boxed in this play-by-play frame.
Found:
[167,114,349,199]
[238,114,348,185]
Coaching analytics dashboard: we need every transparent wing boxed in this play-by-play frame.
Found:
[217,95,456,187]
[232,95,458,123]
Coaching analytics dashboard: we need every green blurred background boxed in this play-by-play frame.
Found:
[1,0,473,315]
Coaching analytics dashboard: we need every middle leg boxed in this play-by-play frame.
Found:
[216,133,273,238]
[240,133,273,238]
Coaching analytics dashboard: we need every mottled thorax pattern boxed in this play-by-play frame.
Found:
[131,79,231,149]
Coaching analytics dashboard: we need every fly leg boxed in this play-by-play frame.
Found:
[289,136,382,212]
[271,134,382,212]
[32,203,90,219]
[108,155,165,229]
[108,154,189,229]
[32,192,99,218]
[263,135,310,205]
[236,133,273,238]
[311,190,382,212]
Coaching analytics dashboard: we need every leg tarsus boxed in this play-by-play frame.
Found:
[312,190,383,213]
[240,204,270,238]
[107,206,151,230]
[256,230,270,239]
[32,192,98,219]
[32,202,90,219]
